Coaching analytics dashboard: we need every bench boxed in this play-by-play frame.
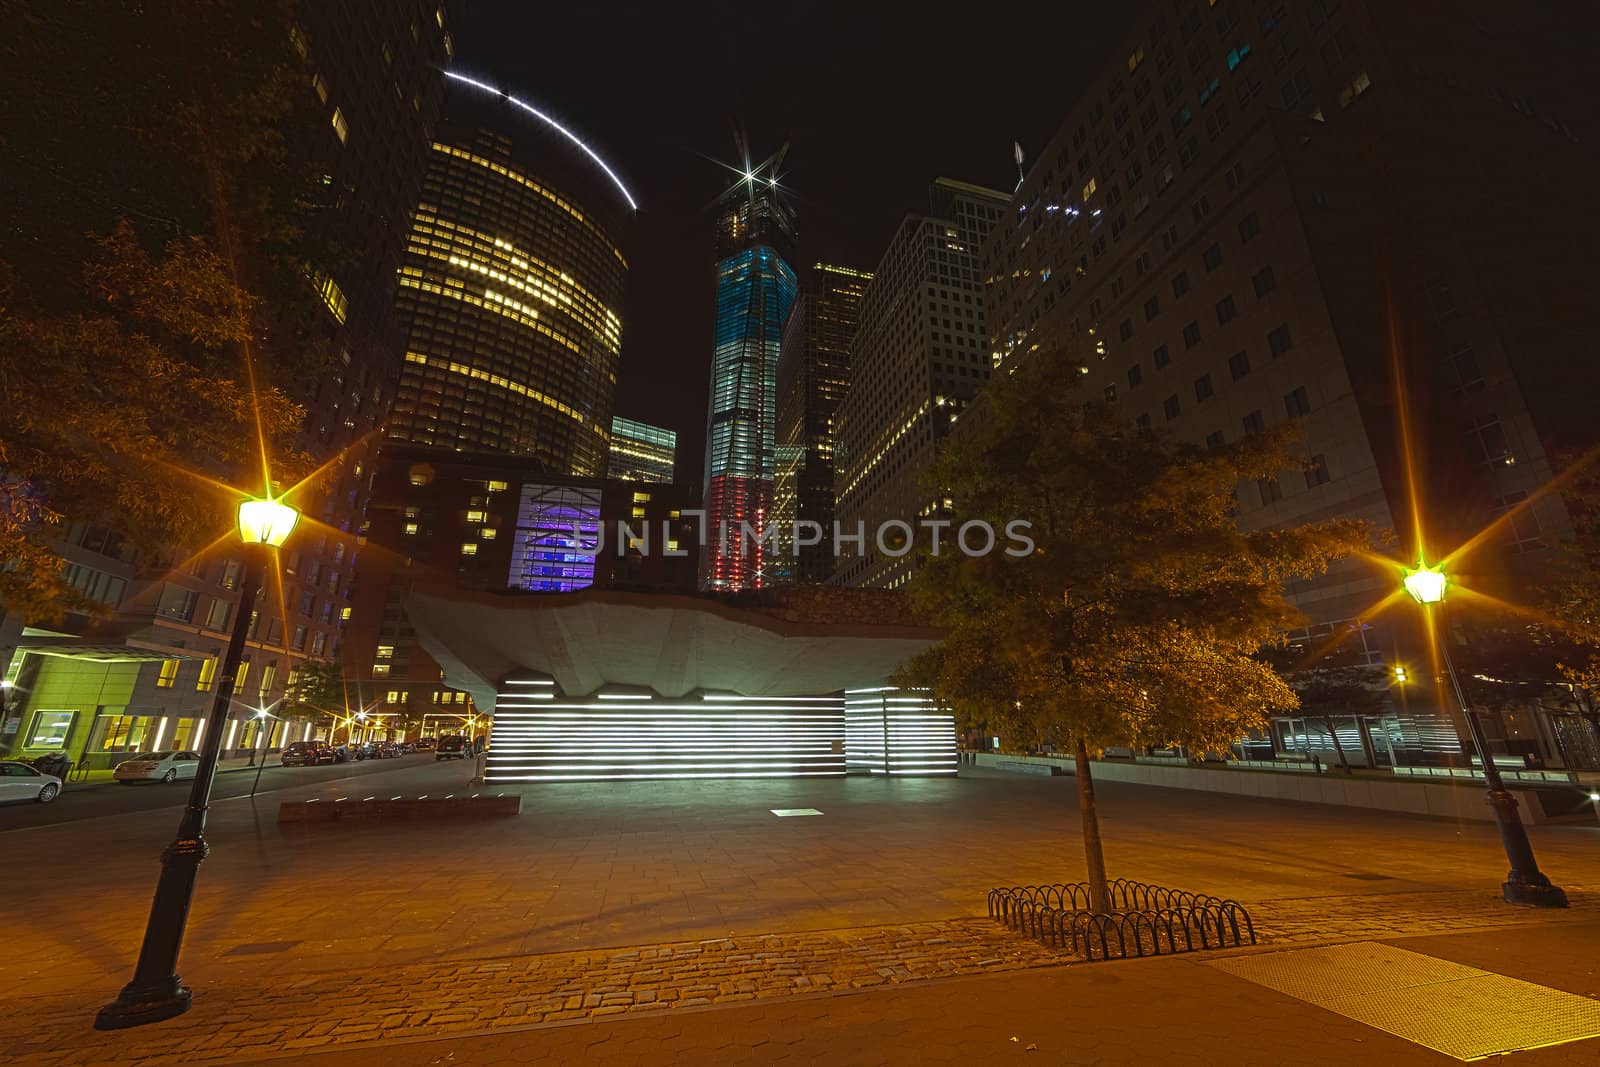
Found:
[278,793,520,823]
[996,759,1064,777]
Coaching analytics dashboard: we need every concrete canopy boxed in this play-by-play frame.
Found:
[404,587,945,711]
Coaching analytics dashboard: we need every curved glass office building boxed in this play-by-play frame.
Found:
[388,78,632,477]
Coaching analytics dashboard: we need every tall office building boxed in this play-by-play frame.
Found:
[981,1,1598,767]
[0,1,449,767]
[833,180,1009,590]
[386,77,631,477]
[773,263,871,584]
[701,156,797,591]
[609,416,677,483]
[343,78,653,733]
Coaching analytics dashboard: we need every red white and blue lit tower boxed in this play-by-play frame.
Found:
[701,146,796,590]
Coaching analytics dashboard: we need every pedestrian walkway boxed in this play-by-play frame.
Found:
[6,888,1596,1066]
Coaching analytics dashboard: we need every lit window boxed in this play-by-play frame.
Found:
[156,659,179,689]
[631,506,646,519]
[340,606,352,621]
[487,479,508,492]
[196,658,217,692]
[372,663,391,676]
[465,510,486,523]
[331,106,349,143]
[460,543,477,556]
[403,522,418,536]
[632,491,651,503]
[386,690,401,704]
[314,272,347,323]
[667,540,681,552]
[376,645,394,660]
[312,72,329,103]
[480,528,496,540]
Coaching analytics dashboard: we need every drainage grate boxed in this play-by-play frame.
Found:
[222,940,302,957]
[1208,942,1600,1060]
[770,808,823,817]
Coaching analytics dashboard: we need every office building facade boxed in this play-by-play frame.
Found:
[773,263,871,584]
[0,2,450,767]
[833,179,1008,590]
[386,78,631,476]
[609,416,678,484]
[979,1,1597,767]
[701,162,798,591]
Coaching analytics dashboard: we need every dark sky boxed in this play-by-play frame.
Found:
[454,1,1137,482]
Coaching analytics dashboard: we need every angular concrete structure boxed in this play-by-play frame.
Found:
[404,587,956,781]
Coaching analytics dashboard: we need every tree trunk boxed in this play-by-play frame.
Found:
[1323,716,1352,774]
[1074,737,1111,914]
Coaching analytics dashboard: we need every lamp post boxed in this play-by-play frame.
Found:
[96,496,300,1029]
[1402,560,1567,908]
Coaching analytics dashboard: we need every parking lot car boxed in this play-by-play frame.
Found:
[434,735,474,761]
[113,751,201,784]
[281,740,337,767]
[0,761,62,804]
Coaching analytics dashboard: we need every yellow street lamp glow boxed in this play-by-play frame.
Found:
[1402,562,1448,605]
[237,497,300,547]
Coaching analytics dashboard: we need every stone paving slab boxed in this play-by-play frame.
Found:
[7,887,1595,1067]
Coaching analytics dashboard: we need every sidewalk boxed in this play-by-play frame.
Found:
[251,920,1600,1066]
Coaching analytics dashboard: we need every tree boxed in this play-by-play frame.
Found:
[1288,665,1392,773]
[285,660,344,731]
[392,702,427,741]
[1544,463,1600,739]
[0,1,332,622]
[895,345,1370,912]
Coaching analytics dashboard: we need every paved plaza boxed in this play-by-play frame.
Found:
[2,763,1597,1063]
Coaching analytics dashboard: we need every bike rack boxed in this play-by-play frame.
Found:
[988,879,1256,960]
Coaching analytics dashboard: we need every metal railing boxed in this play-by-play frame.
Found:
[988,879,1256,960]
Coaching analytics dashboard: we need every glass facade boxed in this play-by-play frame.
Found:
[508,483,603,593]
[388,91,629,478]
[609,416,677,483]
[702,176,797,590]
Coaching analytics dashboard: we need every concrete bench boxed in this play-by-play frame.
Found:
[278,794,520,823]
[996,759,1064,777]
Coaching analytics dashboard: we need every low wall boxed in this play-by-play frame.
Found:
[972,753,1582,825]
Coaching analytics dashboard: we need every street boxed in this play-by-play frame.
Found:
[0,753,474,831]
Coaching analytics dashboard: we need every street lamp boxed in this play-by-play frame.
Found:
[1402,560,1567,908]
[96,495,300,1029]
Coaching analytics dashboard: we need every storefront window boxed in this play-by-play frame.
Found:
[168,717,199,750]
[26,710,76,750]
[95,712,155,752]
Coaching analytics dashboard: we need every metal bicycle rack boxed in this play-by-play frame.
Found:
[987,878,1257,960]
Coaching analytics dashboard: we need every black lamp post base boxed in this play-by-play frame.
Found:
[1502,878,1569,909]
[94,982,192,1030]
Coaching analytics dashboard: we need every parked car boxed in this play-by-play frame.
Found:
[281,740,337,767]
[362,740,399,759]
[435,735,474,761]
[397,741,416,754]
[113,751,201,784]
[0,761,62,804]
[412,738,436,752]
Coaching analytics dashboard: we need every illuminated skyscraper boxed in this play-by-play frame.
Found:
[387,76,633,476]
[773,263,870,584]
[700,150,797,591]
[609,416,677,483]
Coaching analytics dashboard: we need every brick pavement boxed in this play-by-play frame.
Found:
[6,886,1595,1066]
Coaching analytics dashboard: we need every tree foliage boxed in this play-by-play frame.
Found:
[895,345,1371,905]
[0,1,333,622]
[1542,461,1600,721]
[897,346,1371,755]
[285,660,345,726]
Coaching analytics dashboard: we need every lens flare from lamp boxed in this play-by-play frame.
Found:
[237,498,300,547]
[1402,562,1447,605]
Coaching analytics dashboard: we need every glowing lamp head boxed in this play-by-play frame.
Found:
[1402,562,1447,605]
[237,497,300,547]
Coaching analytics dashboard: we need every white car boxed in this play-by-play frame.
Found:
[0,761,62,803]
[113,750,201,784]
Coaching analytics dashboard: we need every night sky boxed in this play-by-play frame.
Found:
[454,1,1135,482]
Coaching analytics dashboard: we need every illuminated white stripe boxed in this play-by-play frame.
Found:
[444,72,638,211]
